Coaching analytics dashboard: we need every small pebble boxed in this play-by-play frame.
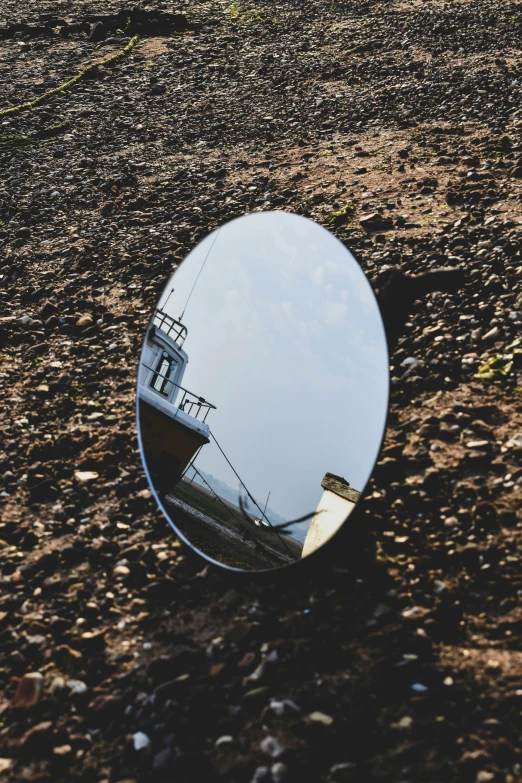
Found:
[215,735,233,748]
[251,767,271,782]
[260,736,284,758]
[12,672,43,708]
[132,731,151,751]
[308,710,334,725]
[271,761,288,782]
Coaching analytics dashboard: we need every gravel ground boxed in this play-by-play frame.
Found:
[1,2,522,782]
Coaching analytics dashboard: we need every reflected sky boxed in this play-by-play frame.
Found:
[155,212,389,522]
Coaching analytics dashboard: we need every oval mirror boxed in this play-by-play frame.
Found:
[137,212,389,572]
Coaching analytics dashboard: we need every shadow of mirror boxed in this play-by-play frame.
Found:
[137,212,389,572]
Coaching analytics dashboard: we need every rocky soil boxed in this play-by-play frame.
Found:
[1,1,522,781]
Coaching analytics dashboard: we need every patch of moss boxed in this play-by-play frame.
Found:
[0,121,71,152]
[327,201,356,227]
[227,2,272,24]
[476,339,522,384]
[0,35,140,119]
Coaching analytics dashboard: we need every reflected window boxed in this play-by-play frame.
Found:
[150,351,177,397]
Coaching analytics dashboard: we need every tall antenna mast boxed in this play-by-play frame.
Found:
[263,491,270,518]
[163,287,175,310]
[179,226,222,322]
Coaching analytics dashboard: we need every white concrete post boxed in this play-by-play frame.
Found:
[301,473,361,558]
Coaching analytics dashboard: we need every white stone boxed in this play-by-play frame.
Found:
[215,735,233,748]
[271,762,288,782]
[260,736,284,758]
[132,731,151,751]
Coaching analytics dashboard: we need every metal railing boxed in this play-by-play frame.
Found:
[140,362,216,422]
[151,309,187,347]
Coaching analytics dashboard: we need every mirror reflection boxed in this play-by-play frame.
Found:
[137,212,389,571]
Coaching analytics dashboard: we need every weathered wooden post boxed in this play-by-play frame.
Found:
[301,473,361,558]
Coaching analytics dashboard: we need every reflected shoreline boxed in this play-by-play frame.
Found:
[163,478,300,569]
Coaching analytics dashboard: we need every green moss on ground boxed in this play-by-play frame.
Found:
[0,121,71,152]
[0,34,140,119]
[476,339,522,385]
[327,201,356,227]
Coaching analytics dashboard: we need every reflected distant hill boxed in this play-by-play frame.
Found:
[186,467,309,543]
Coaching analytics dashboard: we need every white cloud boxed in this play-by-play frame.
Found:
[310,265,324,285]
[322,301,347,326]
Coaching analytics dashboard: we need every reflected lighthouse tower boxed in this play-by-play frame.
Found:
[301,473,361,558]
